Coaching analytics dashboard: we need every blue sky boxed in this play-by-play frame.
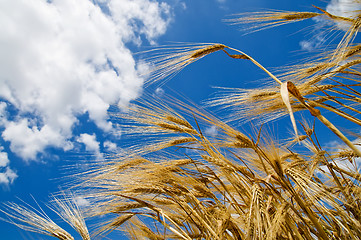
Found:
[0,0,360,239]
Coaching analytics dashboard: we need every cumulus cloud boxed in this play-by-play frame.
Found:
[0,148,9,168]
[3,119,73,160]
[0,0,172,164]
[104,141,117,152]
[77,133,102,159]
[0,167,17,186]
[0,146,17,185]
[0,103,7,126]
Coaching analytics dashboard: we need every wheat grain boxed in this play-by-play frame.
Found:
[168,137,196,146]
[190,44,226,59]
[166,115,193,129]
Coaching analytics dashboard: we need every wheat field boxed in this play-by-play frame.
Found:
[2,3,361,240]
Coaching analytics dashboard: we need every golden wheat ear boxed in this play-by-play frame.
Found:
[0,200,74,240]
[49,193,90,240]
[227,6,357,33]
[141,43,226,86]
[226,10,322,33]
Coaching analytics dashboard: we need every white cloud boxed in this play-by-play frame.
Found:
[299,35,325,52]
[104,141,117,152]
[180,2,187,10]
[300,40,314,52]
[154,87,165,98]
[74,196,90,208]
[77,133,101,155]
[107,0,171,45]
[0,103,7,126]
[0,167,17,185]
[2,119,72,161]
[0,147,9,168]
[0,146,17,185]
[0,0,172,163]
[327,0,361,15]
[205,125,218,137]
